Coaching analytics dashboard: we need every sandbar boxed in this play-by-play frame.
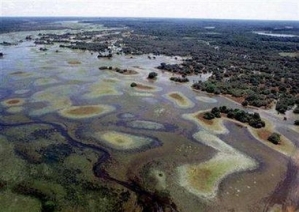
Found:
[1,98,25,107]
[183,110,229,134]
[59,105,115,119]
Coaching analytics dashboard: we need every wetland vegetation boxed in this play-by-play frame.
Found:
[0,17,299,212]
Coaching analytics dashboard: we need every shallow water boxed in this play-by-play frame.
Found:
[1,24,299,211]
[253,31,298,38]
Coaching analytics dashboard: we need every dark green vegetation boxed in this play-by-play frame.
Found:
[83,19,299,114]
[3,18,297,114]
[0,17,72,33]
[204,106,265,128]
[13,17,298,113]
[1,17,299,212]
[295,120,299,125]
[148,72,158,79]
[169,76,189,83]
[130,82,137,87]
[267,132,281,145]
[0,124,126,212]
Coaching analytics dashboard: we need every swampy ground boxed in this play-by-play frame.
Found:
[0,18,299,212]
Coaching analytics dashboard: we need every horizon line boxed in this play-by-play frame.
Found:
[1,16,299,22]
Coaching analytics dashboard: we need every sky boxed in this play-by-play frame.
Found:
[1,0,299,21]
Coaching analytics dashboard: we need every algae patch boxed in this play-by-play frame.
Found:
[94,131,158,150]
[177,152,255,199]
[83,81,122,99]
[177,131,257,199]
[164,92,194,109]
[126,120,165,130]
[195,96,217,103]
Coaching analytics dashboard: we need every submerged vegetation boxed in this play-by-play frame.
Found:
[0,17,299,212]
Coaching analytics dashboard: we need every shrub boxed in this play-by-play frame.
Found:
[203,112,215,120]
[253,112,261,119]
[219,106,229,113]
[148,72,158,79]
[249,119,265,128]
[130,82,137,87]
[214,111,221,118]
[293,107,299,114]
[242,100,248,107]
[211,107,220,114]
[211,107,221,118]
[227,111,235,119]
[294,120,299,125]
[235,110,248,123]
[268,132,281,145]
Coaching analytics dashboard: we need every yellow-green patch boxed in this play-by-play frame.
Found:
[94,130,154,150]
[177,153,256,199]
[164,92,194,109]
[83,82,122,99]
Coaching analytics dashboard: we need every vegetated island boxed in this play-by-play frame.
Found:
[15,18,298,114]
[201,106,296,156]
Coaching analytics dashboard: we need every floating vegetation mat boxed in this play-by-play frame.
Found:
[83,81,122,99]
[29,85,76,116]
[67,60,81,65]
[6,106,23,114]
[177,131,257,199]
[0,190,41,212]
[193,131,234,153]
[93,130,159,151]
[9,71,33,78]
[59,105,115,119]
[118,113,135,120]
[183,111,229,134]
[129,92,154,97]
[177,153,256,199]
[14,89,30,95]
[164,92,194,109]
[34,78,59,86]
[195,96,217,103]
[131,83,161,92]
[126,120,165,130]
[0,135,28,184]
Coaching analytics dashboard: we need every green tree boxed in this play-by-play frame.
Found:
[268,132,281,145]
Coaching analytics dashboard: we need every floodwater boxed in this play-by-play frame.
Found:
[1,24,299,212]
[253,31,298,38]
